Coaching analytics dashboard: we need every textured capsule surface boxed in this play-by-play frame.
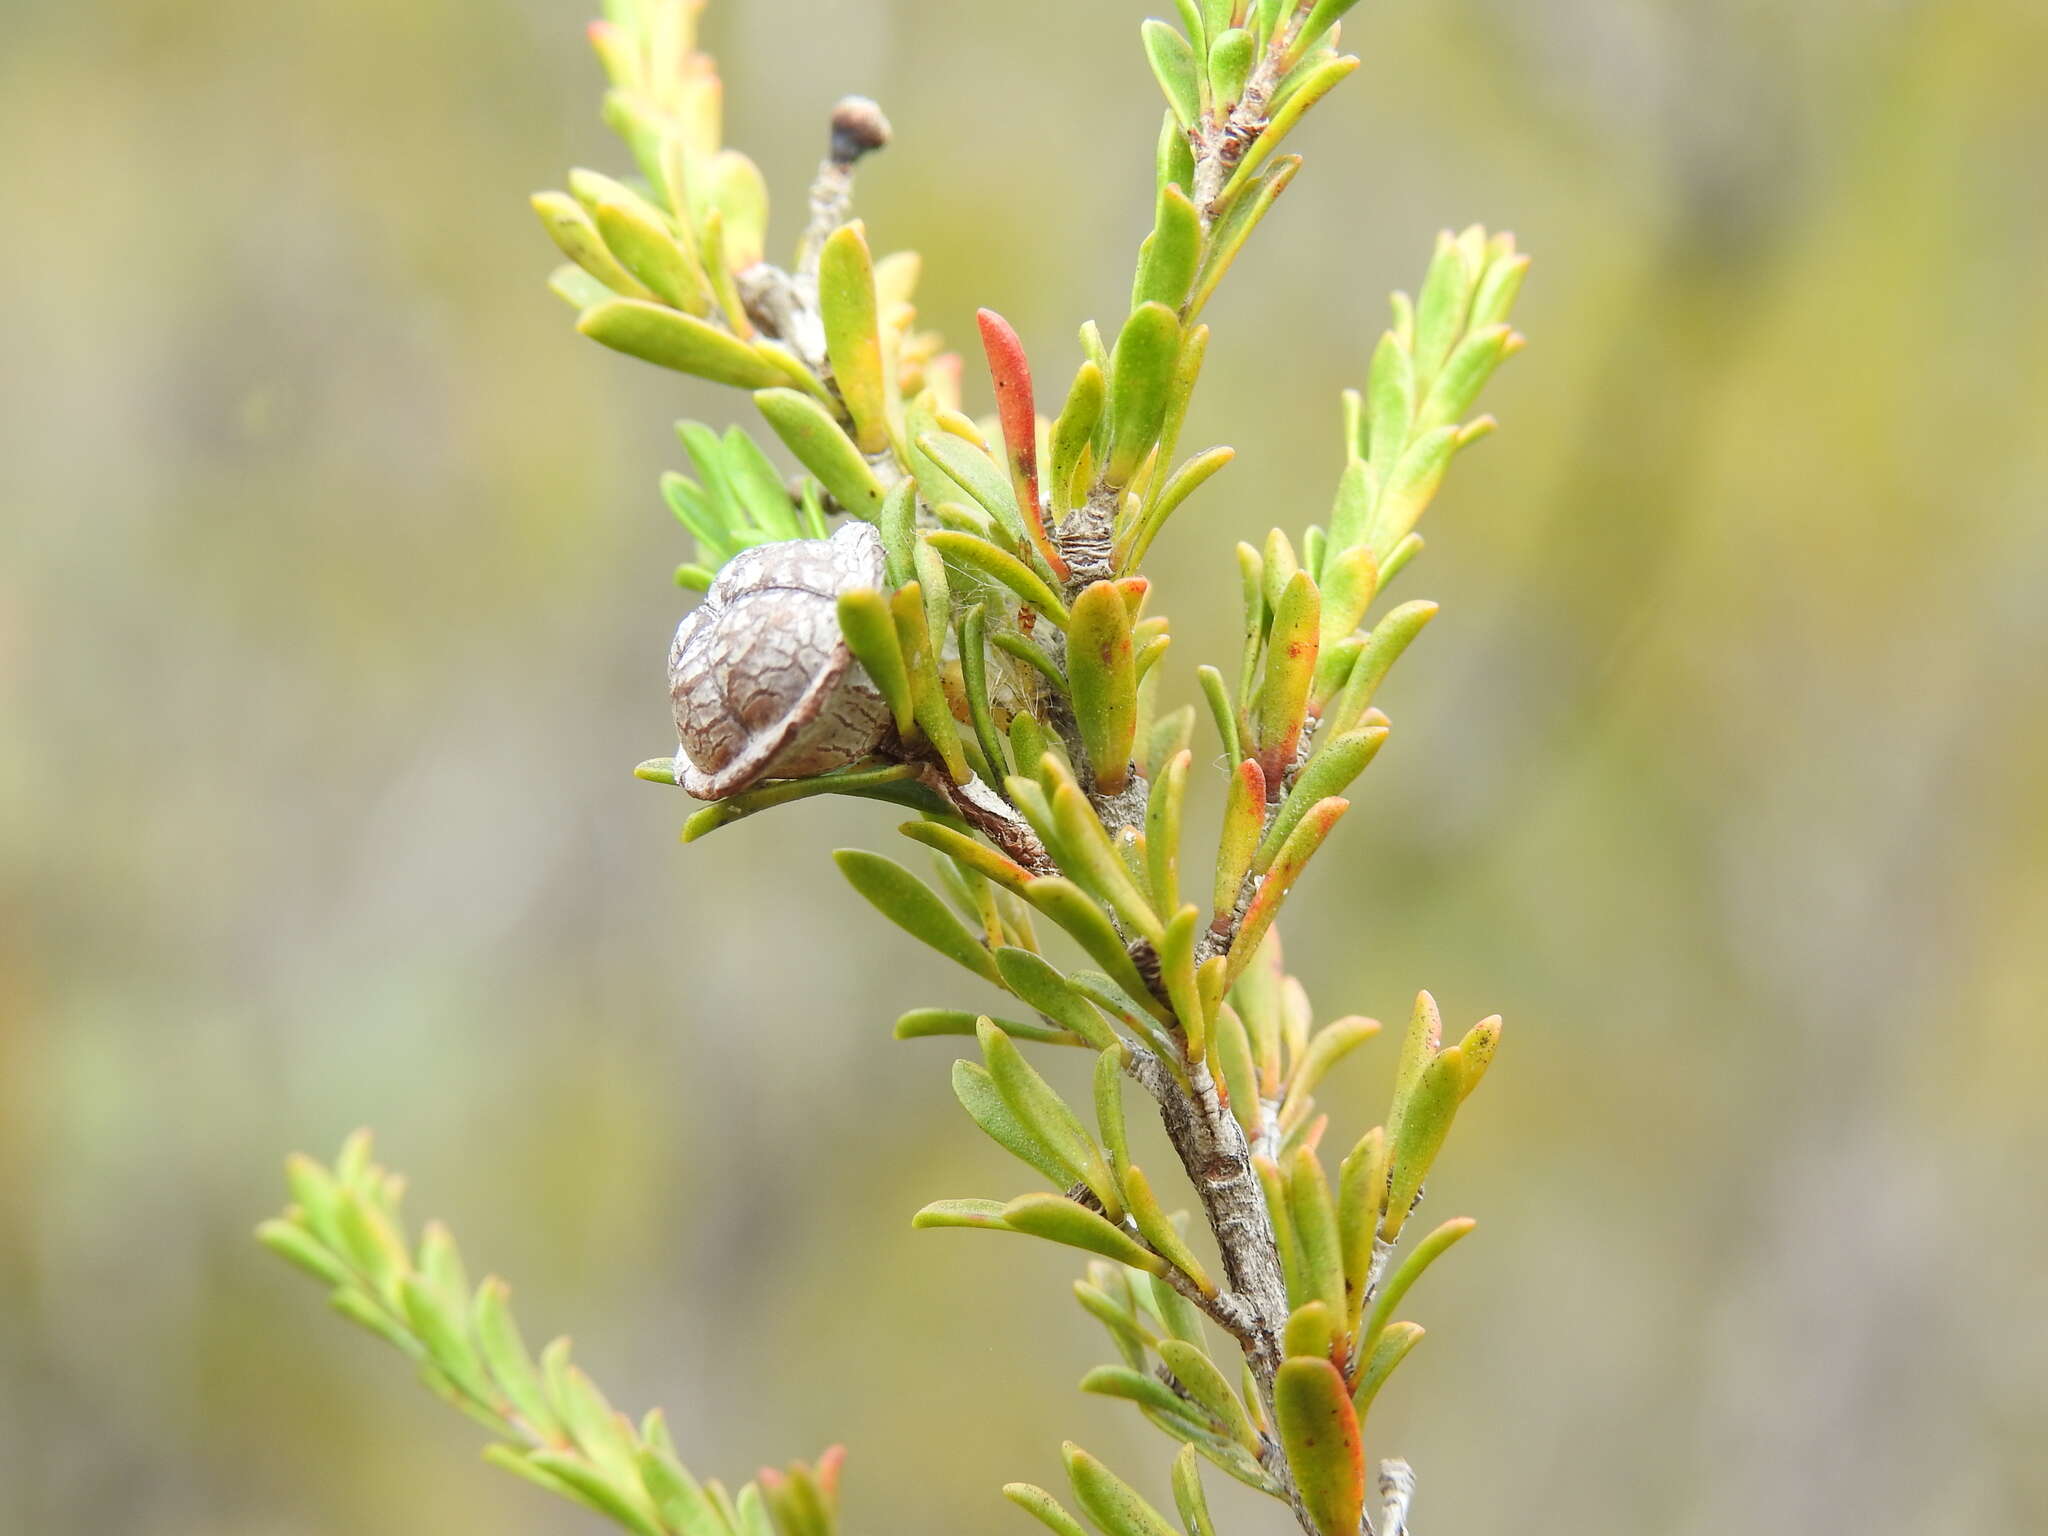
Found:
[669,521,893,799]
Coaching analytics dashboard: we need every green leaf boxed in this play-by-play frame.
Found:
[899,819,1035,899]
[525,1450,665,1536]
[1323,600,1438,736]
[911,1198,1012,1231]
[1262,727,1387,871]
[579,299,784,387]
[1004,1483,1091,1536]
[473,1278,560,1440]
[1219,54,1358,207]
[876,479,917,586]
[955,1058,1079,1188]
[980,1018,1123,1216]
[818,222,892,455]
[1383,1046,1465,1239]
[1274,1357,1365,1536]
[1212,1004,1263,1142]
[1020,879,1168,1022]
[1158,1341,1260,1454]
[1104,303,1184,488]
[1133,184,1202,313]
[1207,27,1256,107]
[1278,1015,1382,1126]
[895,1008,1079,1046]
[1456,1013,1504,1099]
[677,762,939,842]
[1049,361,1107,519]
[718,425,802,538]
[1411,230,1479,386]
[1365,424,1459,561]
[1212,757,1265,921]
[1121,1163,1215,1295]
[1158,903,1208,1062]
[591,194,713,317]
[1065,581,1140,794]
[1121,444,1234,571]
[1154,109,1196,203]
[1082,1364,1205,1421]
[1094,1046,1133,1178]
[1049,778,1163,944]
[531,190,655,302]
[1196,665,1241,767]
[256,1217,351,1288]
[1170,1445,1220,1536]
[1253,569,1320,783]
[1140,21,1202,129]
[639,1440,730,1536]
[1282,1299,1339,1361]
[833,850,1000,983]
[1003,1194,1166,1274]
[1143,749,1188,915]
[891,582,972,784]
[1416,323,1518,434]
[916,430,1033,553]
[754,388,886,519]
[1064,1442,1181,1536]
[994,947,1122,1052]
[925,530,1069,623]
[1227,798,1349,987]
[1385,990,1444,1150]
[1351,1321,1424,1421]
[1337,1126,1388,1327]
[1284,1148,1345,1321]
[1363,1216,1475,1351]
[836,589,915,738]
[1188,158,1300,321]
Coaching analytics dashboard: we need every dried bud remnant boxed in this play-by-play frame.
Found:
[669,522,893,799]
[828,96,892,165]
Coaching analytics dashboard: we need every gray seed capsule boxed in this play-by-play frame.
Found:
[668,521,895,800]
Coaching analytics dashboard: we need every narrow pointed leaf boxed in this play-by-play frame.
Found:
[834,850,999,983]
[1104,303,1183,488]
[995,947,1122,1051]
[1020,880,1169,1022]
[579,299,784,386]
[1254,569,1320,783]
[1004,1194,1166,1274]
[1212,757,1266,921]
[818,223,892,455]
[837,589,915,737]
[1140,21,1202,128]
[1121,1164,1214,1294]
[753,388,885,519]
[1382,1047,1465,1240]
[911,1199,1012,1231]
[980,1018,1122,1217]
[1351,1321,1424,1420]
[1158,1341,1259,1453]
[1263,727,1387,871]
[1003,1483,1091,1536]
[917,430,1033,551]
[1064,1442,1181,1536]
[1171,1446,1220,1536]
[1284,1147,1345,1322]
[925,529,1068,623]
[1227,798,1349,986]
[1279,1015,1382,1127]
[1364,1216,1476,1352]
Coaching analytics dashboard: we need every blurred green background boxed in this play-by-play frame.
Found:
[5,0,2045,1531]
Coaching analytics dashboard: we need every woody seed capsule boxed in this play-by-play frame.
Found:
[668,521,894,800]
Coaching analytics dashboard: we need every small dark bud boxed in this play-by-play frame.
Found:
[828,96,892,165]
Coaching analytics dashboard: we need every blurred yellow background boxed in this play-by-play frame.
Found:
[4,1,2045,1532]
